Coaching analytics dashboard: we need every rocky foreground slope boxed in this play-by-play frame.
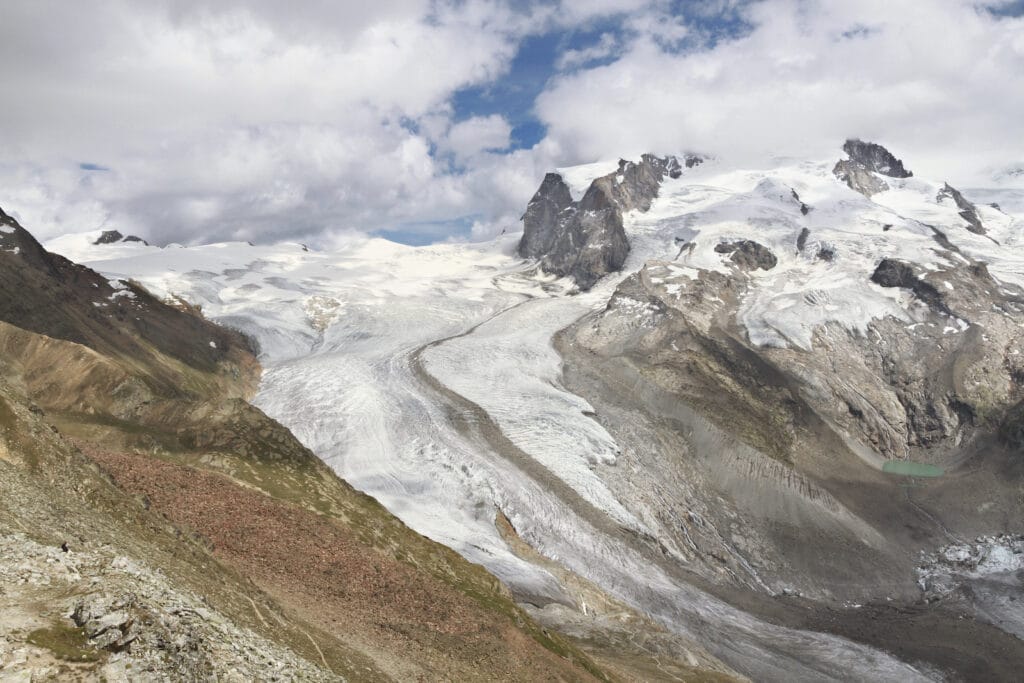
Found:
[0,209,622,681]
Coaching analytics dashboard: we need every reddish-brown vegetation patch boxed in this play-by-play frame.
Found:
[81,443,596,680]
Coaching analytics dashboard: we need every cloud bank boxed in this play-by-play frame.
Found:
[0,0,1021,245]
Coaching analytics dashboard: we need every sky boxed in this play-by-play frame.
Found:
[1,0,1022,247]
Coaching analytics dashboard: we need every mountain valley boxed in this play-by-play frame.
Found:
[2,140,1024,681]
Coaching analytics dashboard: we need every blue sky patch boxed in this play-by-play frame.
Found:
[376,214,478,245]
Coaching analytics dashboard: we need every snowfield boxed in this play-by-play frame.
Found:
[47,153,1024,681]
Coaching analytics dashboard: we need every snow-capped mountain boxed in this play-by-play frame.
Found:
[45,140,1024,681]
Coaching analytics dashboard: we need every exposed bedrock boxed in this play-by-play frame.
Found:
[518,154,692,290]
[714,240,778,271]
[870,258,956,318]
[843,139,913,178]
[832,139,912,197]
[937,182,986,235]
[518,173,574,259]
[93,229,150,246]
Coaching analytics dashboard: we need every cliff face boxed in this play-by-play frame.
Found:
[518,154,690,290]
[832,138,912,197]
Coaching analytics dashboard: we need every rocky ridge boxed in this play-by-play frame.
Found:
[93,230,149,246]
[518,154,697,290]
[832,138,913,197]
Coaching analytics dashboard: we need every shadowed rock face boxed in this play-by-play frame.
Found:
[842,139,912,178]
[518,173,575,259]
[94,230,125,244]
[833,139,912,197]
[937,183,986,234]
[714,240,778,271]
[518,154,684,290]
[94,229,150,246]
[0,205,253,390]
[870,258,955,318]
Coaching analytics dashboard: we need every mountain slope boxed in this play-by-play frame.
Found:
[0,208,620,681]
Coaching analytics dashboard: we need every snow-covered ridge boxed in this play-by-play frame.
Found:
[616,156,1023,349]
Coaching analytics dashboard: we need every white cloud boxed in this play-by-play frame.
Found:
[0,0,1021,248]
[537,0,1024,185]
[442,115,513,162]
[0,0,541,244]
[557,33,620,70]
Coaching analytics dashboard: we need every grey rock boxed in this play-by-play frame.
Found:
[538,177,631,291]
[833,139,912,198]
[796,228,811,252]
[518,154,685,290]
[833,159,890,197]
[519,173,574,259]
[815,245,835,262]
[83,610,130,638]
[842,139,913,178]
[93,230,149,246]
[684,153,706,169]
[791,189,810,215]
[870,258,954,317]
[714,240,777,271]
[93,230,125,245]
[937,182,986,235]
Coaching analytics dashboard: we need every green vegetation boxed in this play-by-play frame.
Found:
[26,623,101,662]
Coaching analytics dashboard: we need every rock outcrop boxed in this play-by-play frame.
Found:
[937,183,986,234]
[870,258,956,317]
[518,154,684,290]
[93,229,149,246]
[833,139,912,197]
[714,240,778,271]
[843,139,913,178]
[518,173,575,259]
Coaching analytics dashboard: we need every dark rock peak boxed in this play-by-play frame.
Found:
[0,209,254,385]
[94,229,125,244]
[796,227,811,252]
[842,139,913,178]
[937,183,986,235]
[0,205,17,227]
[94,229,150,246]
[833,139,913,198]
[714,240,777,271]
[791,189,811,215]
[518,154,682,290]
[518,173,574,259]
[0,204,63,276]
[608,154,683,213]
